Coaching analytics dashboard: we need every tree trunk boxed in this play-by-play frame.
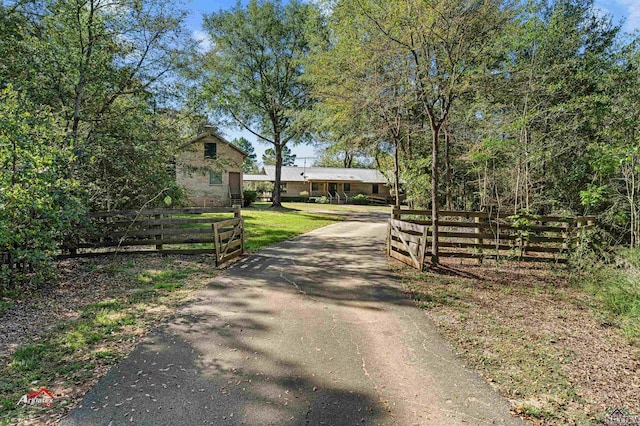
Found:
[431,125,440,264]
[393,139,401,208]
[271,138,283,207]
[444,123,452,210]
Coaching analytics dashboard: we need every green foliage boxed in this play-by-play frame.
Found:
[316,196,330,204]
[299,191,309,198]
[262,146,296,166]
[202,0,325,206]
[350,194,370,205]
[578,248,640,341]
[231,137,258,173]
[1,0,198,211]
[0,87,82,289]
[580,184,608,208]
[243,190,258,207]
[255,181,274,193]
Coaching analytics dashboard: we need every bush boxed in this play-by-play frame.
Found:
[578,248,640,341]
[316,196,330,204]
[0,87,82,289]
[351,194,370,205]
[299,191,309,199]
[255,181,274,194]
[243,190,258,207]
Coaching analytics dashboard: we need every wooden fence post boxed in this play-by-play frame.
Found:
[475,215,483,265]
[418,225,429,271]
[562,220,571,252]
[575,219,582,250]
[234,204,243,255]
[212,222,221,267]
[392,207,401,221]
[155,213,163,251]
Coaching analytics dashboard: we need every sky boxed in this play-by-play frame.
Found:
[184,0,640,168]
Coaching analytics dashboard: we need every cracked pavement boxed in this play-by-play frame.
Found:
[61,217,526,425]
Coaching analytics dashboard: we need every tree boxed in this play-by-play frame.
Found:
[263,146,296,166]
[310,0,510,260]
[202,0,324,206]
[231,137,258,173]
[1,0,198,210]
[0,86,81,288]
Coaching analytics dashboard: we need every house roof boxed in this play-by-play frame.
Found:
[245,166,389,184]
[179,126,248,158]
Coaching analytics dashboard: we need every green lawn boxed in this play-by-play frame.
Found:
[241,203,345,251]
[176,202,388,252]
[0,202,371,424]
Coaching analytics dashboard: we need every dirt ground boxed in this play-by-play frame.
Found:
[0,255,218,425]
[397,258,640,425]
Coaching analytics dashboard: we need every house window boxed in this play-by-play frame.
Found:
[280,183,287,193]
[311,183,319,191]
[372,184,379,194]
[343,183,351,193]
[209,171,223,185]
[204,142,217,159]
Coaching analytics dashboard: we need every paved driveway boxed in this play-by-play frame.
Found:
[62,218,525,425]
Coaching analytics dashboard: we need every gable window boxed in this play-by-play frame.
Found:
[311,183,319,191]
[204,142,217,159]
[209,171,223,185]
[372,184,379,194]
[343,183,351,193]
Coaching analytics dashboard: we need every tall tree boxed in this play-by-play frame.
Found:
[231,137,258,173]
[310,0,510,260]
[0,86,81,287]
[202,0,324,207]
[263,146,296,166]
[1,0,199,210]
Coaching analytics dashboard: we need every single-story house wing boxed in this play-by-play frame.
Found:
[245,166,392,202]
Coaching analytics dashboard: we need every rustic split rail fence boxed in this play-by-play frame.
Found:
[61,206,244,266]
[387,208,595,270]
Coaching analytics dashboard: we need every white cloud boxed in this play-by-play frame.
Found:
[619,0,640,33]
[192,30,212,52]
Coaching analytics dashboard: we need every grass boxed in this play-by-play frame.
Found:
[1,203,381,424]
[241,203,344,251]
[397,259,640,425]
[0,258,217,424]
[578,249,640,341]
[174,201,347,252]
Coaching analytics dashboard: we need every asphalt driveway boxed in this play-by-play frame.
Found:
[61,218,525,425]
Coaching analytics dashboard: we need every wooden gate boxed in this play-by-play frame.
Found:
[60,206,243,266]
[387,219,429,270]
[212,217,244,266]
[387,208,596,268]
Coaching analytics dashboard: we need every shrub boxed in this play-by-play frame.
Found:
[0,87,82,289]
[255,181,274,194]
[299,191,309,199]
[351,194,370,205]
[243,190,257,207]
[316,196,330,204]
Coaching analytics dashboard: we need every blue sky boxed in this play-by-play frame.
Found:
[185,0,639,167]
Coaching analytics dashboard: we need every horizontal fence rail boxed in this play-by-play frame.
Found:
[61,206,243,264]
[388,209,595,269]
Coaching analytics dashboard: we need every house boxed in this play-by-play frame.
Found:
[244,165,392,202]
[176,127,247,207]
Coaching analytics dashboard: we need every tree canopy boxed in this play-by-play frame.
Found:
[201,0,325,206]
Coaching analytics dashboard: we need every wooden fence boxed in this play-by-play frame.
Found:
[61,206,244,266]
[388,208,595,269]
